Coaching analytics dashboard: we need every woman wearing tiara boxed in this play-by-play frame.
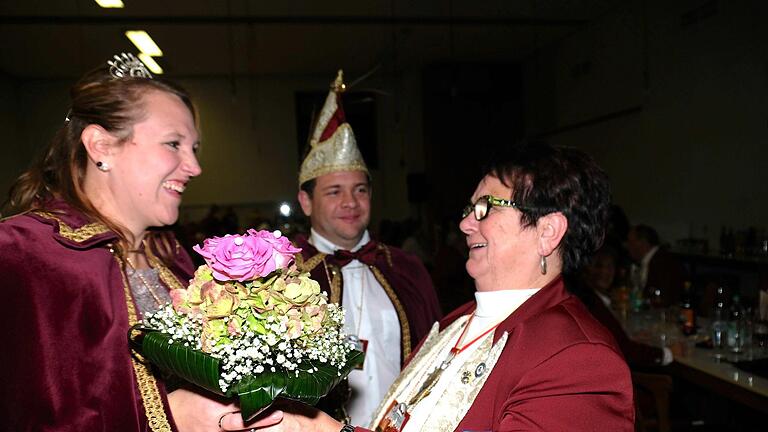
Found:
[0,54,237,431]
[223,142,635,432]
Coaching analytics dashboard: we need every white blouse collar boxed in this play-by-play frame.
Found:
[474,288,540,319]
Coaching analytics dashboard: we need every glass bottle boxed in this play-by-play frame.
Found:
[727,294,745,354]
[710,286,728,357]
[680,281,696,336]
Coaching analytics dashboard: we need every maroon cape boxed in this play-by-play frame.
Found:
[357,276,635,432]
[0,201,194,431]
[293,235,442,363]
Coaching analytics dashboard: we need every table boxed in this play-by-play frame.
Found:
[618,309,768,414]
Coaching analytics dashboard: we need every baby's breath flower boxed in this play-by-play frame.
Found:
[142,261,352,393]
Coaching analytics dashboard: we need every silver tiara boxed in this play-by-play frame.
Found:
[107,53,153,79]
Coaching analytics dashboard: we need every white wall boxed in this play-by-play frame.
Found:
[523,0,768,248]
[0,71,426,226]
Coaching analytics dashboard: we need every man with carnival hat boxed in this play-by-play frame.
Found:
[294,70,442,426]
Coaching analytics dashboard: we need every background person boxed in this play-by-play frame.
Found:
[626,224,686,307]
[223,141,635,432]
[292,70,442,425]
[568,246,673,368]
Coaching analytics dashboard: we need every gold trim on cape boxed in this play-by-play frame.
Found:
[297,249,412,361]
[115,251,175,432]
[326,261,343,305]
[33,210,110,242]
[297,251,325,273]
[370,266,411,360]
[33,210,177,430]
[146,246,186,291]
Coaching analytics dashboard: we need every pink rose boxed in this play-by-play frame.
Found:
[246,229,302,270]
[193,231,301,282]
[193,234,275,282]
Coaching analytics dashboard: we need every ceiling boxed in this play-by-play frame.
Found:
[0,0,619,80]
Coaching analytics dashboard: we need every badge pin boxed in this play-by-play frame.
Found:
[461,370,473,384]
[474,362,487,378]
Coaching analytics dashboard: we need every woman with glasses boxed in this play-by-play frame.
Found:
[226,142,635,432]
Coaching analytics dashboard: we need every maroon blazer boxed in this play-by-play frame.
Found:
[0,202,194,431]
[294,235,442,364]
[358,276,635,432]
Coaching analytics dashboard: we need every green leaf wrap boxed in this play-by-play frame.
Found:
[133,328,365,422]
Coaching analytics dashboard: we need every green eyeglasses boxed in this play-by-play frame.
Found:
[462,195,521,221]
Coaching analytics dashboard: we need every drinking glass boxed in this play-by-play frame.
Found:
[753,316,768,354]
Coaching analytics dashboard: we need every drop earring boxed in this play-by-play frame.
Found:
[96,161,110,172]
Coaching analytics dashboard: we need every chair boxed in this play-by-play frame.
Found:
[633,372,673,432]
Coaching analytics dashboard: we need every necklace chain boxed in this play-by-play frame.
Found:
[125,256,164,306]
[407,312,499,408]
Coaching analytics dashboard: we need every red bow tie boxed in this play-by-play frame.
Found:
[331,241,380,267]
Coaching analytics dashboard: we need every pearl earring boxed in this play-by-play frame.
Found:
[96,161,110,172]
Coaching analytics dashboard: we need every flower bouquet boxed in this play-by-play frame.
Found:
[129,229,364,421]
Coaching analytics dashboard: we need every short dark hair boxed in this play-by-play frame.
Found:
[631,224,660,246]
[485,141,611,273]
[299,178,317,196]
[299,173,372,198]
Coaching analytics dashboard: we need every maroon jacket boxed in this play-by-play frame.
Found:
[0,202,194,431]
[294,235,442,364]
[361,276,635,432]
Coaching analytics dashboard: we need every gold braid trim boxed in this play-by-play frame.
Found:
[297,252,343,304]
[299,247,409,359]
[298,252,327,273]
[33,211,110,242]
[146,246,186,291]
[370,266,412,360]
[114,251,173,432]
[326,261,342,305]
[379,244,394,268]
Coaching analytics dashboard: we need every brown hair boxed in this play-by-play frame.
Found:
[4,61,197,265]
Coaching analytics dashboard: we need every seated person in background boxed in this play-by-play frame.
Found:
[626,224,685,307]
[568,246,674,368]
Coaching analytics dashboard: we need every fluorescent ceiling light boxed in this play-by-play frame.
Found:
[138,53,163,75]
[125,30,163,57]
[95,0,124,8]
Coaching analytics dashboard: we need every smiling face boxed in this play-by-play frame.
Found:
[101,90,201,239]
[298,170,371,250]
[459,174,543,291]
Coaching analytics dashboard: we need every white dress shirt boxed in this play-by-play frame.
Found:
[309,229,400,426]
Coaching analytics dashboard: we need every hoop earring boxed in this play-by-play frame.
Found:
[540,255,547,275]
[96,161,110,172]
